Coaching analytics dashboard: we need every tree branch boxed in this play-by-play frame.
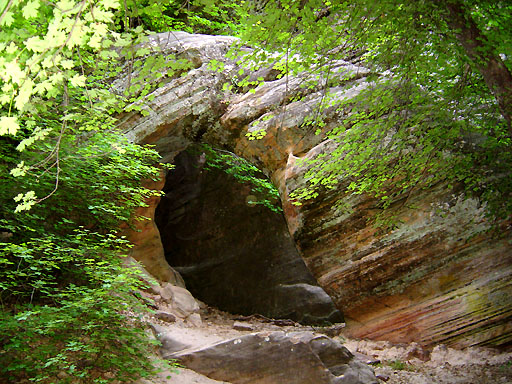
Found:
[442,0,512,135]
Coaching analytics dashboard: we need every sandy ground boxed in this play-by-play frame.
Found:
[345,338,512,384]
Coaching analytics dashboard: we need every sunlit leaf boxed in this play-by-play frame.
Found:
[0,115,20,136]
[70,74,86,87]
[22,0,40,19]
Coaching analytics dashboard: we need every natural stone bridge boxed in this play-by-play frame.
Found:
[120,31,512,349]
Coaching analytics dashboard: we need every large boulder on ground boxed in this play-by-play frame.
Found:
[161,330,378,384]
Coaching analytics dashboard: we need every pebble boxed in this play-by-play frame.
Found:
[155,310,177,323]
[233,321,255,331]
[376,373,390,382]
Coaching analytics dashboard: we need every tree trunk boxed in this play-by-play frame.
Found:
[442,1,512,135]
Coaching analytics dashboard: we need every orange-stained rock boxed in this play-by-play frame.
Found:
[121,170,184,286]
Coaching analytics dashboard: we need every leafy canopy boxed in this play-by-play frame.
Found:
[234,0,512,222]
[198,144,282,213]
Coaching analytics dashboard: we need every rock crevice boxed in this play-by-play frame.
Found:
[154,148,342,324]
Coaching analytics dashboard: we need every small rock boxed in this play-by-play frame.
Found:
[187,313,203,326]
[57,372,67,379]
[0,232,13,240]
[103,372,115,379]
[155,310,177,323]
[354,351,380,365]
[406,342,430,361]
[373,341,392,350]
[148,284,162,296]
[159,284,174,302]
[376,373,390,382]
[233,321,255,331]
[171,285,201,317]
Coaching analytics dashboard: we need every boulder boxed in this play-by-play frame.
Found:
[273,283,343,324]
[170,285,201,317]
[163,331,378,384]
[159,283,175,302]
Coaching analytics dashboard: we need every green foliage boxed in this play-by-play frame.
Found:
[199,144,283,213]
[0,1,184,382]
[115,0,243,35]
[2,131,162,227]
[384,359,416,371]
[235,0,512,222]
[0,232,163,383]
[0,128,168,382]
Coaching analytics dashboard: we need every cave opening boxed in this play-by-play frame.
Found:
[154,145,343,324]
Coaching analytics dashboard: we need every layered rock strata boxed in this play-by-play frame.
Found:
[120,31,512,348]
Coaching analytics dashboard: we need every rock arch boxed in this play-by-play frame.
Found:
[120,32,512,348]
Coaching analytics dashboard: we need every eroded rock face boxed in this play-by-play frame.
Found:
[121,31,512,348]
[121,173,184,285]
[286,175,512,347]
[154,148,342,324]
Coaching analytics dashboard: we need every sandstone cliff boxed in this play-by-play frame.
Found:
[120,31,512,349]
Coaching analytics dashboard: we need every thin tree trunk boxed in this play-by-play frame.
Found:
[442,1,512,135]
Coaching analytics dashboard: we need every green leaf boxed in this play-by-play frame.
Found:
[3,60,25,84]
[69,74,87,87]
[0,116,20,136]
[0,11,14,26]
[6,42,18,54]
[56,0,76,11]
[22,0,41,19]
[14,79,35,111]
[100,0,120,10]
